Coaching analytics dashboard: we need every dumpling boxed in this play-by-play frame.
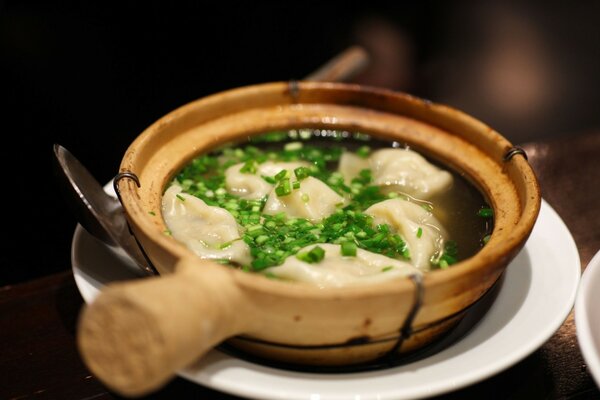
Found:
[263,243,420,288]
[263,176,345,222]
[338,152,369,183]
[225,161,310,200]
[369,148,453,199]
[162,184,251,265]
[365,198,447,270]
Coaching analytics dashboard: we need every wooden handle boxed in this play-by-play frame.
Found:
[305,45,370,82]
[77,259,251,397]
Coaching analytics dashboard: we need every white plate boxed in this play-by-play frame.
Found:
[72,199,580,400]
[576,249,600,388]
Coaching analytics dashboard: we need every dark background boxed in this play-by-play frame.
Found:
[2,1,599,285]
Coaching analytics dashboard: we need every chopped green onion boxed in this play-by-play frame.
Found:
[239,160,257,174]
[416,227,423,238]
[341,241,357,257]
[381,266,393,272]
[275,178,292,196]
[377,224,390,234]
[477,207,494,218]
[176,194,186,201]
[255,235,269,244]
[274,169,290,181]
[251,258,272,270]
[292,181,301,190]
[294,166,310,180]
[296,246,326,263]
[262,175,277,184]
[356,145,371,158]
[148,211,156,216]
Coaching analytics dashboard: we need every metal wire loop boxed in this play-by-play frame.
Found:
[113,171,140,204]
[503,146,528,161]
[386,273,424,357]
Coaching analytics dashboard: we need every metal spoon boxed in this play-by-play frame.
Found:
[54,46,370,277]
[53,144,156,275]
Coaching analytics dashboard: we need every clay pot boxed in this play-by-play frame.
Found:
[77,81,540,396]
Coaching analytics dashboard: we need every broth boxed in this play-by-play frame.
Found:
[165,129,492,280]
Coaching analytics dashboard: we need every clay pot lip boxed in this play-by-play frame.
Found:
[118,81,541,300]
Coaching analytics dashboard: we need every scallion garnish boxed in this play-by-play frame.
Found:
[341,241,357,257]
[477,207,493,218]
[275,178,292,196]
[416,227,423,238]
[239,160,257,174]
[296,246,326,263]
[274,169,290,181]
[356,145,371,158]
[294,166,310,180]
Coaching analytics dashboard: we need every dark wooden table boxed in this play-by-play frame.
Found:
[2,131,600,400]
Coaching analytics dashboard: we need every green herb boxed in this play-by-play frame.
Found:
[294,166,310,180]
[176,194,186,201]
[381,266,394,272]
[262,175,277,184]
[274,169,290,181]
[218,241,233,249]
[148,211,156,216]
[296,246,326,263]
[416,227,423,238]
[341,241,357,257]
[432,240,458,269]
[239,160,257,174]
[275,179,292,196]
[356,145,371,158]
[477,207,494,218]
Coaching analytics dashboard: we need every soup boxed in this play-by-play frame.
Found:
[161,129,492,287]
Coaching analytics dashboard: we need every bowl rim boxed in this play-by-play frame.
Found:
[117,81,541,299]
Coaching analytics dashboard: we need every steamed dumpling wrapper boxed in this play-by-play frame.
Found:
[263,176,345,222]
[162,184,251,265]
[338,148,453,199]
[263,243,420,288]
[225,161,311,200]
[365,198,448,270]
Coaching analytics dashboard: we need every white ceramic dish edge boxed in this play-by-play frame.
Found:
[575,249,600,388]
